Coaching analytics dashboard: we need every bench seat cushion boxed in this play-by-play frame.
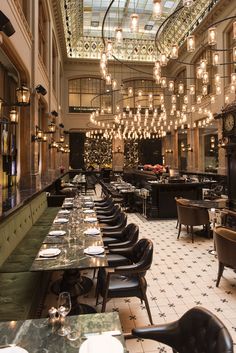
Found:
[0,271,48,321]
[0,207,60,273]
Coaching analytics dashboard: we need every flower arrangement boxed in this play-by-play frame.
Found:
[143,164,166,174]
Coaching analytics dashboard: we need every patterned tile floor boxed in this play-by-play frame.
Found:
[44,191,236,352]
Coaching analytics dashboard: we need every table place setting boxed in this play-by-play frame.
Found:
[79,335,124,353]
[83,228,100,236]
[84,217,97,223]
[48,230,66,237]
[0,346,28,353]
[84,246,105,256]
[58,209,71,215]
[83,209,95,214]
[54,218,69,224]
[38,248,61,258]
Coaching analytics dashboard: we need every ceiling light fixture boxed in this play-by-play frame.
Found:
[153,0,162,19]
[130,13,139,33]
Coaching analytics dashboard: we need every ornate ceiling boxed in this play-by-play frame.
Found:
[56,0,219,62]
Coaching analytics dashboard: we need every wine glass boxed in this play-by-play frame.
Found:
[57,292,72,336]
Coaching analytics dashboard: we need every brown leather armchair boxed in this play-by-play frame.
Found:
[100,212,127,233]
[176,201,210,242]
[214,226,236,287]
[132,306,233,353]
[96,238,154,324]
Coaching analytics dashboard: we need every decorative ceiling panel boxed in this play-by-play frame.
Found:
[59,0,219,61]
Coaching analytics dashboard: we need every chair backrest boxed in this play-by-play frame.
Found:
[214,226,236,269]
[122,223,139,242]
[131,239,153,272]
[177,203,209,226]
[174,306,233,353]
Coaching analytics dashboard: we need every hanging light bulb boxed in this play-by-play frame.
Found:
[161,77,167,88]
[168,80,174,92]
[130,13,139,32]
[233,47,236,62]
[160,93,164,103]
[112,79,117,89]
[106,39,113,56]
[210,95,215,104]
[149,92,153,101]
[202,85,208,96]
[184,95,188,104]
[215,85,221,95]
[9,108,18,123]
[214,73,221,85]
[230,83,236,93]
[160,53,168,67]
[231,73,236,84]
[202,71,209,84]
[187,35,195,52]
[128,87,133,96]
[183,0,194,6]
[170,44,179,59]
[178,82,184,94]
[196,66,203,79]
[153,0,162,19]
[100,52,107,63]
[213,52,220,65]
[105,73,112,85]
[208,27,217,46]
[171,95,176,104]
[197,95,202,104]
[115,27,123,46]
[233,21,236,40]
[200,59,207,71]
[189,84,195,95]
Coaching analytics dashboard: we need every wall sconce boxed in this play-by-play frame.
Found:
[16,84,30,106]
[187,144,193,152]
[47,122,56,133]
[50,140,58,149]
[35,84,47,96]
[9,108,18,123]
[32,126,47,142]
[218,137,228,148]
[165,149,173,154]
[59,135,65,143]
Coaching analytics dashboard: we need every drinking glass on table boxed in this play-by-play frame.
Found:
[57,291,72,336]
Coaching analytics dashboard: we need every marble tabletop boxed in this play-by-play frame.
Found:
[30,198,108,272]
[0,312,126,353]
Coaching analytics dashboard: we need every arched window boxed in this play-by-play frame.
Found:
[68,77,110,113]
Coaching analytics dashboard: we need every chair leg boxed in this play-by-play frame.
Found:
[190,226,194,243]
[216,262,224,287]
[177,224,181,239]
[176,219,179,229]
[101,272,110,312]
[139,278,153,325]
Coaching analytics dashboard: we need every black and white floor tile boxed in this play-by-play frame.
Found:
[44,187,236,353]
[81,211,236,353]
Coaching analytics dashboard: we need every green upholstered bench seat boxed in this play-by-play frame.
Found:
[0,271,49,321]
[0,207,59,273]
[0,192,60,321]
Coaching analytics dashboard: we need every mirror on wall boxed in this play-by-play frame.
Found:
[178,131,188,171]
[199,122,218,173]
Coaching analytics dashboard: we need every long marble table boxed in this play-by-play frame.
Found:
[30,197,108,272]
[0,312,127,353]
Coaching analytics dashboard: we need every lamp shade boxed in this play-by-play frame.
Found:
[9,108,18,123]
[16,85,30,106]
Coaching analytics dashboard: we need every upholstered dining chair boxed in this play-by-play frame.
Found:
[96,238,153,325]
[176,202,210,242]
[100,212,127,233]
[132,306,233,353]
[103,222,139,247]
[214,226,236,287]
[175,197,190,229]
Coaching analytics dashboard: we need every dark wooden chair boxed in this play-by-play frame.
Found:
[214,226,236,287]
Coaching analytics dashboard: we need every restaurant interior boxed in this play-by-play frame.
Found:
[0,0,236,352]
